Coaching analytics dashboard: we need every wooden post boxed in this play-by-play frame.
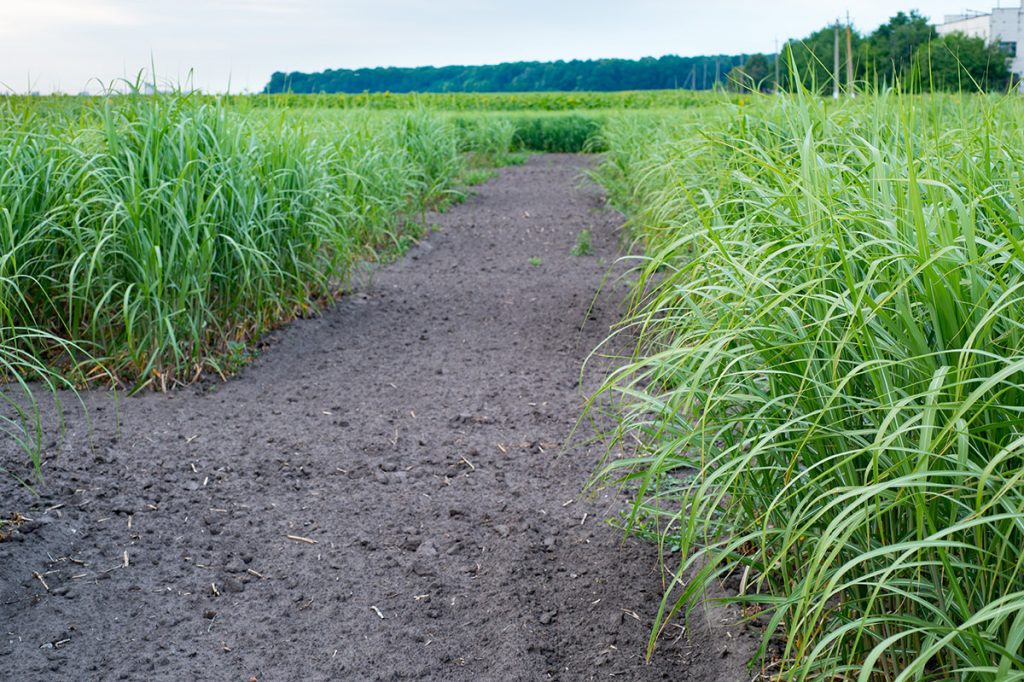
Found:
[846,12,854,96]
[775,38,781,93]
[833,23,841,99]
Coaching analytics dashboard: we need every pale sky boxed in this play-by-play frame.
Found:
[0,0,1009,94]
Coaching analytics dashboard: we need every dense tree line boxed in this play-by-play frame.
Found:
[729,11,1014,93]
[263,55,746,94]
[265,11,1014,95]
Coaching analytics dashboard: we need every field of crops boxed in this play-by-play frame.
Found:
[591,92,1024,679]
[0,91,622,464]
[4,87,1024,678]
[0,96,460,466]
[235,89,724,111]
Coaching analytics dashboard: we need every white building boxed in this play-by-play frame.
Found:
[936,6,1024,77]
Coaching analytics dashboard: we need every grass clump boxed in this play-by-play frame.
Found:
[571,229,592,256]
[589,91,1024,679]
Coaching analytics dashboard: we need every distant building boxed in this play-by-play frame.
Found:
[936,6,1024,77]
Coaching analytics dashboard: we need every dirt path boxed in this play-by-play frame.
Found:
[1,154,755,681]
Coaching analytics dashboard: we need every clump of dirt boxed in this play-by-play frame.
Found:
[0,154,757,681]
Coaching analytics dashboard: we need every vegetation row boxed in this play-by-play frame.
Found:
[0,91,613,473]
[589,91,1024,679]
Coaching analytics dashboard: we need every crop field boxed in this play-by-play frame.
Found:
[0,95,458,468]
[0,91,617,459]
[0,90,671,393]
[235,89,726,111]
[3,87,1024,680]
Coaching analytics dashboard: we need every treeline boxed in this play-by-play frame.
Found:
[730,11,1014,93]
[265,11,1014,96]
[263,55,746,94]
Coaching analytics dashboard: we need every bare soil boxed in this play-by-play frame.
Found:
[1,154,757,681]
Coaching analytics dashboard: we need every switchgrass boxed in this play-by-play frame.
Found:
[590,92,1024,679]
[0,91,462,389]
[453,115,518,166]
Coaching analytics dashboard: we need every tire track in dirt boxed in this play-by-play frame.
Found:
[1,154,756,681]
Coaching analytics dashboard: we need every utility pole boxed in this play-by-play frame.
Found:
[775,38,781,93]
[846,12,854,97]
[833,22,841,99]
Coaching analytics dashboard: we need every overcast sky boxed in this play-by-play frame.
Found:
[0,0,1010,94]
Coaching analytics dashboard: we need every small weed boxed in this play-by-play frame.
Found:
[462,169,496,186]
[571,229,592,256]
[529,257,542,267]
[214,340,256,377]
[395,234,416,256]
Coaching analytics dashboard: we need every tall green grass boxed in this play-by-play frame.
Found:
[0,92,462,389]
[590,92,1024,679]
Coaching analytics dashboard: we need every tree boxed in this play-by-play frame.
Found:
[868,11,937,86]
[781,24,866,95]
[775,11,1009,95]
[727,53,773,92]
[262,55,748,94]
[915,32,1012,92]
